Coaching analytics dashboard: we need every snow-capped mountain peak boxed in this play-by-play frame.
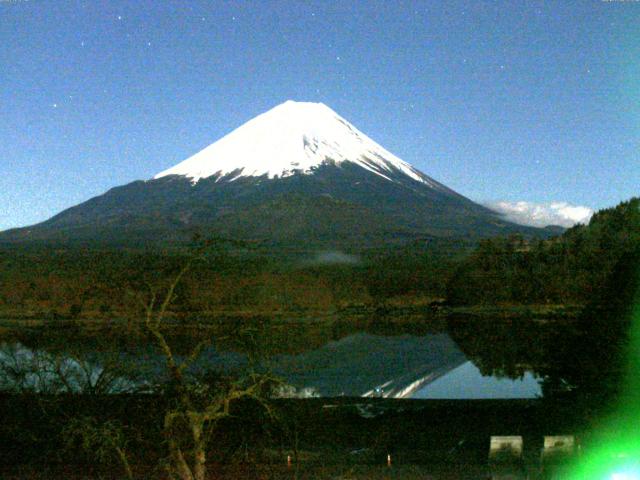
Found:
[154,100,435,187]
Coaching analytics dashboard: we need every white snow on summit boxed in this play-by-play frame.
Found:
[154,100,437,187]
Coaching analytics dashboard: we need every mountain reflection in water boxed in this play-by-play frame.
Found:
[272,333,468,398]
[1,322,545,399]
[414,361,540,399]
[270,332,540,398]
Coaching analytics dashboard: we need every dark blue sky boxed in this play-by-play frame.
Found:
[1,0,638,230]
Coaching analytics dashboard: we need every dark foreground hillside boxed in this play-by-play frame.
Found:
[0,396,586,479]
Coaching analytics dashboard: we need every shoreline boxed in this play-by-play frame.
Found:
[0,303,583,329]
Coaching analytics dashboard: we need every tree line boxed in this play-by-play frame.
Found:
[0,198,637,319]
[446,197,640,306]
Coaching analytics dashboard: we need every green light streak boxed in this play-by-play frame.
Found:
[562,4,640,442]
[566,291,640,479]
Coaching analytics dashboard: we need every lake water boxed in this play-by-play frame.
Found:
[413,361,540,399]
[0,325,543,399]
[268,332,540,398]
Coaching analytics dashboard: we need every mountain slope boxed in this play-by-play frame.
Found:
[0,101,547,248]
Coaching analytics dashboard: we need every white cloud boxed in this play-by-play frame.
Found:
[484,201,594,228]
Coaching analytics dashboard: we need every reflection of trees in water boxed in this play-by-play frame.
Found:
[447,313,628,403]
[538,248,640,406]
[448,248,640,406]
[0,341,142,394]
[6,291,636,405]
[446,317,552,381]
[2,316,452,401]
[8,314,448,361]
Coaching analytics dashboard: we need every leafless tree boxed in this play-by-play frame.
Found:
[136,250,279,480]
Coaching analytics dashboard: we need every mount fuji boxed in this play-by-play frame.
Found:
[1,101,546,248]
[154,100,442,188]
